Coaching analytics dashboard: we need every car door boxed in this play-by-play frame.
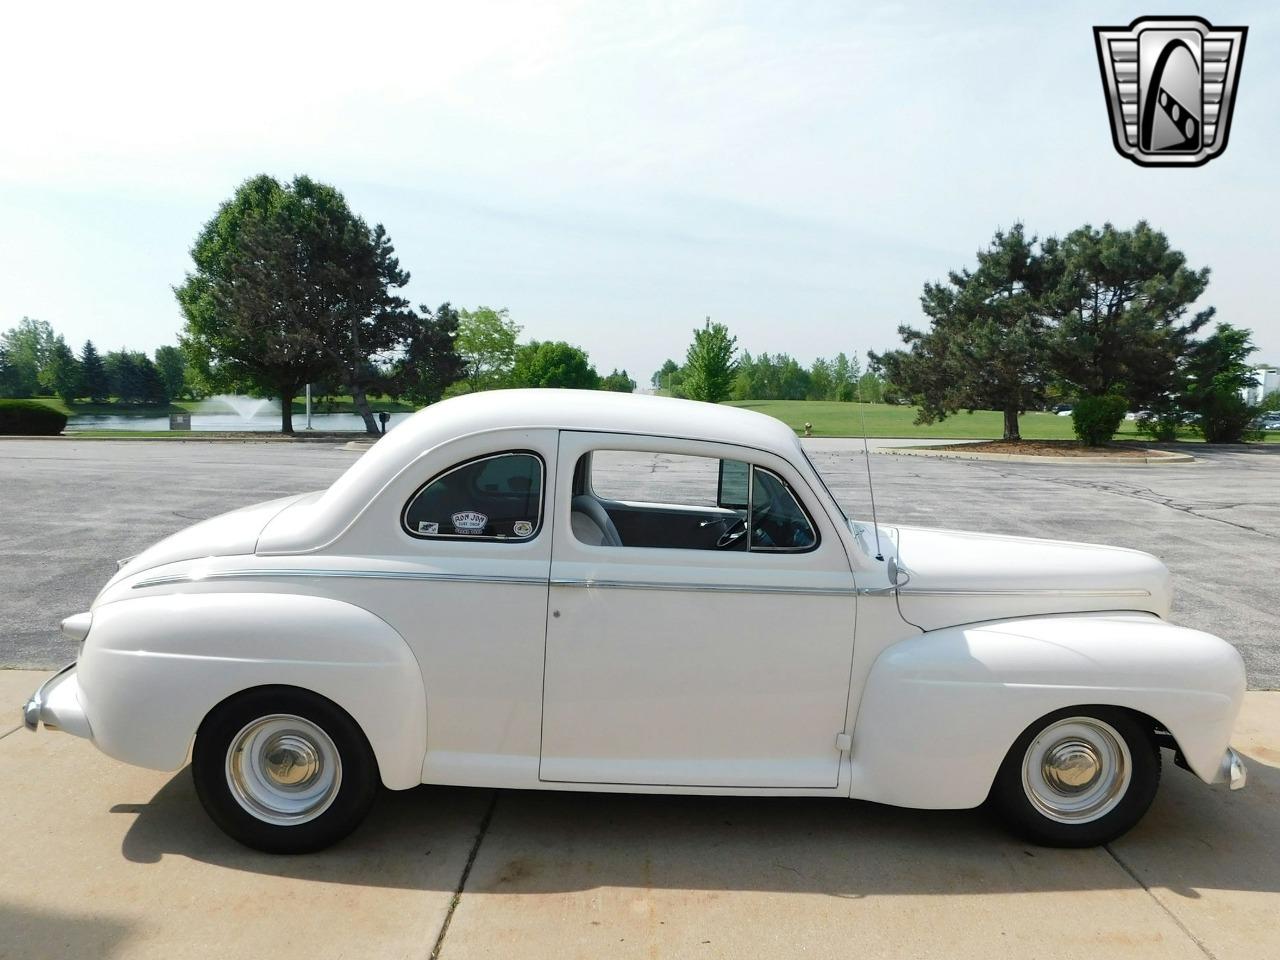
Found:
[539,431,857,789]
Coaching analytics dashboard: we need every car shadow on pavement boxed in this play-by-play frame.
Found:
[117,750,1279,898]
[0,901,134,959]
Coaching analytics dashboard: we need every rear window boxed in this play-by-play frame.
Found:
[402,451,544,541]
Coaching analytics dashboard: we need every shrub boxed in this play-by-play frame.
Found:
[1195,387,1260,443]
[1071,394,1127,446]
[1136,407,1182,442]
[0,399,68,435]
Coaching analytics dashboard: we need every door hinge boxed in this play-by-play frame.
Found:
[834,733,852,752]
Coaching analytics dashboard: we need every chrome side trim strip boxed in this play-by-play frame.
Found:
[549,578,857,597]
[897,588,1152,599]
[130,570,1151,602]
[133,569,548,589]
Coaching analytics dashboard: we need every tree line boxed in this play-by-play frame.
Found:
[652,324,886,404]
[0,317,190,405]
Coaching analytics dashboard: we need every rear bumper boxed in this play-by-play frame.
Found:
[1214,746,1248,790]
[22,662,92,739]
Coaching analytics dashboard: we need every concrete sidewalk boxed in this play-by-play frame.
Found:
[1,668,1277,960]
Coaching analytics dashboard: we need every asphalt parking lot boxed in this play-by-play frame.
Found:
[2,437,1278,685]
[3,437,1279,960]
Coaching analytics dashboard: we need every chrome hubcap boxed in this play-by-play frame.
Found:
[226,715,341,825]
[1021,717,1131,824]
[1042,739,1102,793]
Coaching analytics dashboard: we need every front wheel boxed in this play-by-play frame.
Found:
[990,707,1160,847]
[192,687,379,854]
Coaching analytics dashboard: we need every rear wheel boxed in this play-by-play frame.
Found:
[192,687,379,853]
[990,707,1160,847]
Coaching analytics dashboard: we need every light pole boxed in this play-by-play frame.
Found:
[305,384,313,430]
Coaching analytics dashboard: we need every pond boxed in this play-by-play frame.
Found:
[66,411,414,433]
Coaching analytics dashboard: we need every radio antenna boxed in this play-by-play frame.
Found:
[856,370,884,562]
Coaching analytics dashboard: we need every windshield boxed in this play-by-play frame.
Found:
[801,447,848,524]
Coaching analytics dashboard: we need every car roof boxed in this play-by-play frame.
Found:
[392,388,801,451]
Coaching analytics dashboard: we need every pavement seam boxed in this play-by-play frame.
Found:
[429,791,499,960]
[0,724,20,741]
[1104,843,1219,960]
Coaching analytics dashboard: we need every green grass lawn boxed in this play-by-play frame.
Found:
[726,399,1280,442]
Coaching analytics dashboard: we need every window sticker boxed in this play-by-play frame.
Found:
[451,511,488,535]
[513,520,533,538]
[417,521,439,535]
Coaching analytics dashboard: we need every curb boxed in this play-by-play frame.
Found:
[878,447,1197,465]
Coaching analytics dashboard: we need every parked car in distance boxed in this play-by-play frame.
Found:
[24,390,1247,853]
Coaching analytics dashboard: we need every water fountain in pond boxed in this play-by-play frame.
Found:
[209,394,279,422]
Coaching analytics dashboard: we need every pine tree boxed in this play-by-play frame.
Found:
[79,341,110,402]
[47,337,81,404]
[872,225,1055,441]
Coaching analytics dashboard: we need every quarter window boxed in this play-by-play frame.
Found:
[402,451,544,541]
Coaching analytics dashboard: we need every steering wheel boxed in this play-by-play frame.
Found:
[715,516,748,549]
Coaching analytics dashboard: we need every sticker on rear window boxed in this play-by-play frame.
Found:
[513,520,533,537]
[451,511,488,535]
[417,521,439,535]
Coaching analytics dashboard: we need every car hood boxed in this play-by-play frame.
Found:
[100,493,320,598]
[892,525,1172,630]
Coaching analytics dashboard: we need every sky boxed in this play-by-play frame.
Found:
[1,1,1277,383]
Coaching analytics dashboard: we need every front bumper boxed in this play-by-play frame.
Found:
[22,662,91,739]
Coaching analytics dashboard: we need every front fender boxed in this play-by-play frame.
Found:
[77,593,427,790]
[847,612,1246,809]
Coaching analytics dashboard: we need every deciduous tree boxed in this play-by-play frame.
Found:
[682,321,738,403]
[177,175,405,433]
[601,369,636,392]
[456,307,521,392]
[652,359,680,392]
[510,341,600,389]
[153,345,186,401]
[0,318,54,397]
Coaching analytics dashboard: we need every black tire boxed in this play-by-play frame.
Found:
[989,706,1161,848]
[192,686,379,854]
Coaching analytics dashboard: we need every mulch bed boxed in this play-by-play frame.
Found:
[927,440,1156,458]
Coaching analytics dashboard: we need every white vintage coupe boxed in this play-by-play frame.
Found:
[24,390,1247,852]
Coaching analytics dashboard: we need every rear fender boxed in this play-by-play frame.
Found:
[77,593,427,789]
[847,613,1246,809]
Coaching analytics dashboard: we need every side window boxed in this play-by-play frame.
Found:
[589,451,723,507]
[571,450,817,552]
[402,451,544,541]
